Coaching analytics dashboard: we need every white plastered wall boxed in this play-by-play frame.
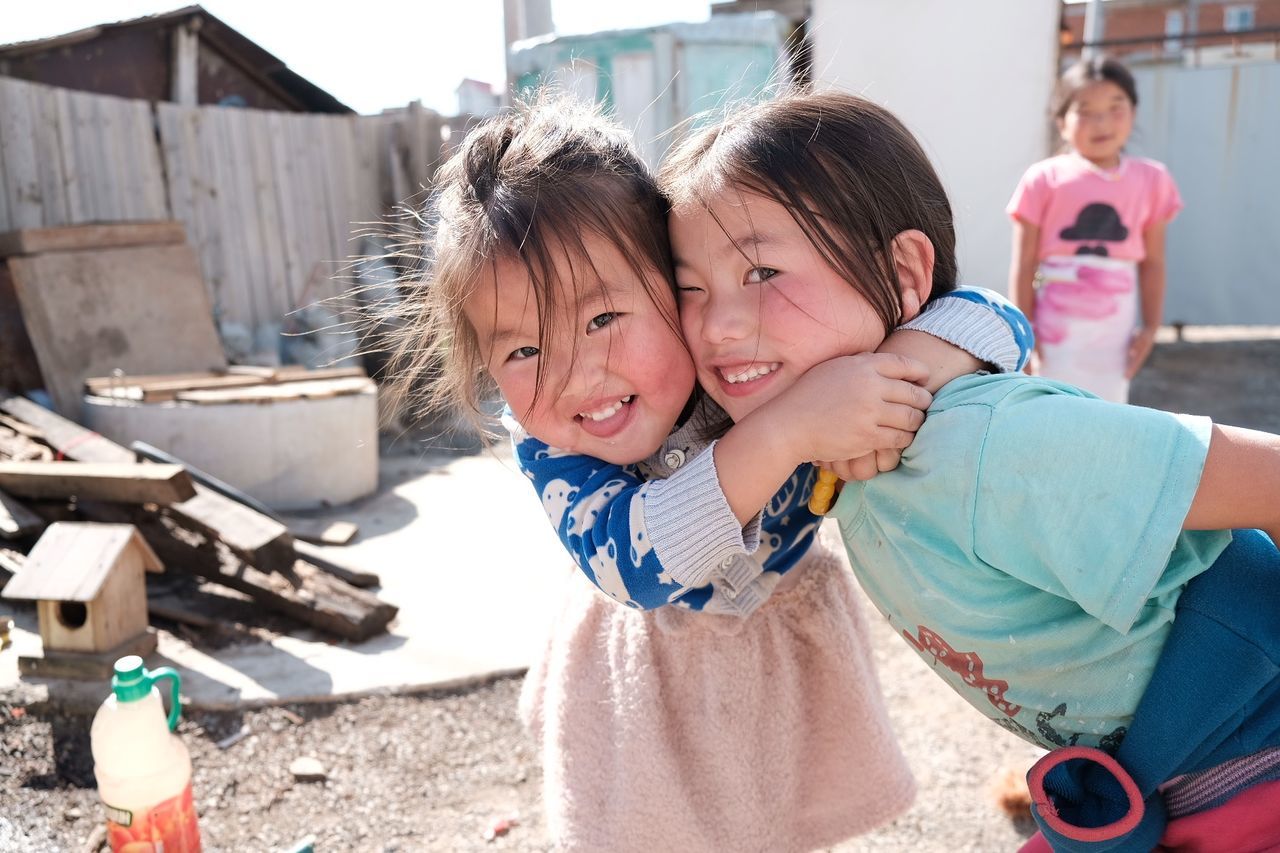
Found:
[809,1,1061,292]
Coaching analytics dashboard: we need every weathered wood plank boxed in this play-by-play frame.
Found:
[85,370,225,394]
[52,88,84,224]
[7,243,227,415]
[0,394,135,464]
[0,395,295,573]
[88,503,394,641]
[131,99,167,217]
[176,376,374,404]
[0,79,43,229]
[245,110,289,325]
[223,106,266,335]
[32,83,68,226]
[89,374,264,402]
[0,221,186,257]
[0,461,196,504]
[293,539,377,586]
[286,518,359,547]
[265,109,306,313]
[89,93,121,220]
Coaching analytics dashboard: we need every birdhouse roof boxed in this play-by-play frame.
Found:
[1,522,163,602]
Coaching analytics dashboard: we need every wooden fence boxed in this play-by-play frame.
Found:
[0,75,450,342]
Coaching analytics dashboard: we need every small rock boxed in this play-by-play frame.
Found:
[289,756,328,783]
[63,807,82,822]
[482,812,520,842]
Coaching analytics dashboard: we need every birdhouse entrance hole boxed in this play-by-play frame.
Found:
[57,601,88,629]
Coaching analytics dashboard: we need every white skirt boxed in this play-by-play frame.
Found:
[1034,254,1139,403]
[520,534,915,852]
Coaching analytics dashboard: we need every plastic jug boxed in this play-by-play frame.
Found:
[90,655,201,852]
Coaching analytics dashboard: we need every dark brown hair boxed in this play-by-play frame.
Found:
[1052,56,1138,120]
[660,89,958,335]
[385,95,681,434]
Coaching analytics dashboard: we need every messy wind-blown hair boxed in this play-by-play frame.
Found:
[384,95,680,436]
[660,90,958,333]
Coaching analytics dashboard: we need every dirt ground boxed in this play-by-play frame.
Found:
[3,332,1278,853]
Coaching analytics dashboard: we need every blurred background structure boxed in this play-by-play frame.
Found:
[0,0,1275,374]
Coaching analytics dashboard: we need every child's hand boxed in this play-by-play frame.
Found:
[1126,326,1158,379]
[777,353,931,466]
[818,449,904,482]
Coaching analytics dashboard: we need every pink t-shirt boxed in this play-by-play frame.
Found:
[1007,154,1182,263]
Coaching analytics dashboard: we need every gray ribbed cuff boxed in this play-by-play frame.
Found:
[901,298,1021,372]
[644,442,753,589]
[725,577,768,616]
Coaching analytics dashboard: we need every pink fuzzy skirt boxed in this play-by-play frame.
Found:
[520,535,916,852]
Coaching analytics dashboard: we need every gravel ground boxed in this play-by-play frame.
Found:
[3,333,1278,853]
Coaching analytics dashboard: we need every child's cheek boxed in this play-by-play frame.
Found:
[762,278,817,324]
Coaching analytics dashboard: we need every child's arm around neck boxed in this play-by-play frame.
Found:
[715,354,933,525]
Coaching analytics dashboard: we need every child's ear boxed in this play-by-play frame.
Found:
[891,230,935,323]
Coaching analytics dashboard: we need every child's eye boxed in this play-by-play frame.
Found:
[508,345,539,361]
[587,312,619,332]
[745,267,778,284]
[676,283,703,295]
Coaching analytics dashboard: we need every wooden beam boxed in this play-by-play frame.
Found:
[0,487,45,540]
[171,24,199,107]
[293,540,378,588]
[226,365,368,382]
[176,376,374,404]
[167,488,296,575]
[0,222,187,257]
[285,517,359,547]
[90,503,395,641]
[90,374,265,402]
[84,371,223,394]
[0,394,134,464]
[84,367,371,401]
[0,461,196,504]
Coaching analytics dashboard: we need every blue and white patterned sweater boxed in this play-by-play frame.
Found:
[509,287,1034,617]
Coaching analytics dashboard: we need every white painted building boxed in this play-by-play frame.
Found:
[809,0,1061,293]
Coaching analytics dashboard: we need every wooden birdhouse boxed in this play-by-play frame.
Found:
[2,522,163,679]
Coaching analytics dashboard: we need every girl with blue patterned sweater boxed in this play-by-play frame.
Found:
[395,96,1031,852]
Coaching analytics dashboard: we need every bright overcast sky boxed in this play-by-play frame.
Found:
[3,1,713,115]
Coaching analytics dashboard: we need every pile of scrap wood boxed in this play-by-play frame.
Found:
[0,392,396,642]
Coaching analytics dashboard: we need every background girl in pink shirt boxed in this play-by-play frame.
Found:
[1008,56,1182,402]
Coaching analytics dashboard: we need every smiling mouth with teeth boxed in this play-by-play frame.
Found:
[721,363,780,384]
[578,396,633,421]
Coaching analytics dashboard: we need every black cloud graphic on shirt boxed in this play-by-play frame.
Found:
[1060,203,1129,242]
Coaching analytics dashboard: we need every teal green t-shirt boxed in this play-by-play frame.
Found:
[832,373,1232,751]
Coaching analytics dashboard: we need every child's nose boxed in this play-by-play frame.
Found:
[563,339,611,396]
[700,290,754,344]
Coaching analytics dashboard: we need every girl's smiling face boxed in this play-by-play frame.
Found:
[670,188,895,423]
[465,232,697,465]
[1058,80,1135,169]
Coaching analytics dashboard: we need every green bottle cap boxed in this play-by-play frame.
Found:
[110,655,183,730]
[112,655,149,703]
